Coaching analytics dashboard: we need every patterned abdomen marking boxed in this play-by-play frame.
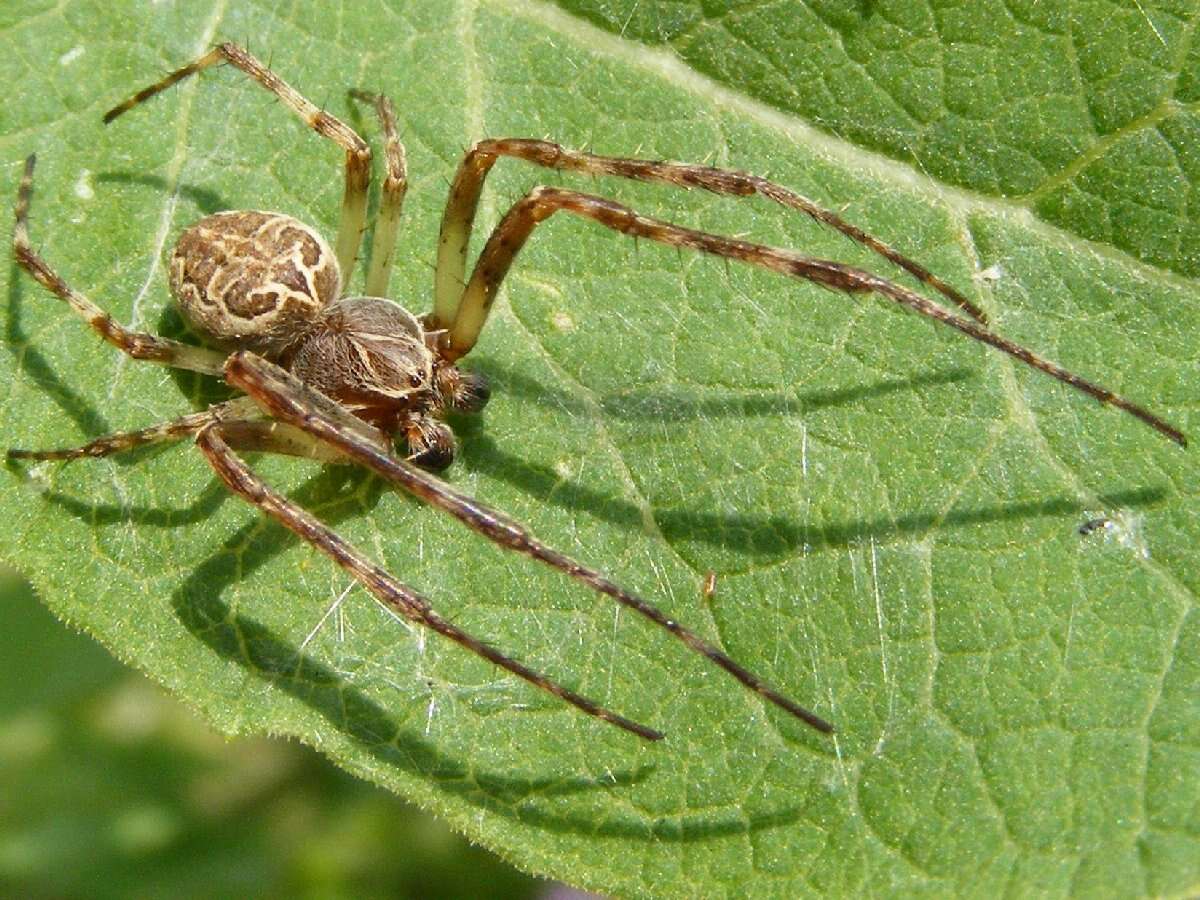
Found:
[171,210,341,355]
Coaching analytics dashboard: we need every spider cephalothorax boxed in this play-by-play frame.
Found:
[9,43,1186,744]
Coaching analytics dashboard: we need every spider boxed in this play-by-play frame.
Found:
[10,44,1186,742]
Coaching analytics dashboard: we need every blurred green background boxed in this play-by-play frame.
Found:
[0,565,557,899]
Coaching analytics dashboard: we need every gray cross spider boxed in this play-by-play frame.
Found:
[10,44,1186,742]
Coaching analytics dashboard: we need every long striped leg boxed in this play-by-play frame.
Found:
[218,418,376,464]
[195,425,663,741]
[4,395,363,464]
[13,156,227,376]
[350,91,408,298]
[444,186,1186,447]
[431,137,988,328]
[8,402,237,461]
[222,350,836,734]
[104,43,371,278]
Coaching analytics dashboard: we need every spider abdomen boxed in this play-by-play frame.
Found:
[170,210,341,355]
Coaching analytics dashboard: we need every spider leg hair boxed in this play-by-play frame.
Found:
[103,43,371,278]
[195,424,664,741]
[223,350,836,734]
[431,138,988,327]
[349,90,408,298]
[8,398,255,461]
[12,155,227,376]
[446,186,1185,447]
[6,394,362,465]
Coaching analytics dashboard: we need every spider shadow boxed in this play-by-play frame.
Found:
[6,258,115,444]
[5,463,232,527]
[95,172,244,411]
[95,172,231,218]
[456,362,1170,558]
[480,359,977,424]
[455,410,1168,560]
[162,462,811,840]
[155,304,238,409]
[12,431,812,838]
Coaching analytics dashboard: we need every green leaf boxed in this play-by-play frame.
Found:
[2,2,1197,897]
[564,0,1200,279]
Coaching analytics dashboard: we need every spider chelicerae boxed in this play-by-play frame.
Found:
[10,44,1186,742]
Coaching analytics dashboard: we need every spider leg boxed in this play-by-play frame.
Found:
[447,186,1186,447]
[7,398,252,461]
[195,424,663,741]
[349,91,408,298]
[431,137,987,327]
[13,156,227,376]
[223,350,836,734]
[4,394,360,464]
[103,43,371,278]
[218,419,375,464]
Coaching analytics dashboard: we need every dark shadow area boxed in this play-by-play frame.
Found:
[95,172,230,217]
[475,358,975,422]
[156,301,237,410]
[6,260,232,466]
[4,463,231,528]
[162,461,815,840]
[507,797,810,840]
[451,419,1170,558]
[6,259,113,442]
[450,364,1173,557]
[96,174,234,407]
[659,485,1170,559]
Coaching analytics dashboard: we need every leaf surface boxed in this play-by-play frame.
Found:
[2,1,1197,896]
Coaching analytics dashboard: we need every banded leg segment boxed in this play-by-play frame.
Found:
[4,396,362,464]
[13,155,227,376]
[8,402,236,461]
[350,91,408,298]
[443,186,1186,446]
[196,426,663,741]
[431,137,988,328]
[104,43,372,278]
[222,351,836,734]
